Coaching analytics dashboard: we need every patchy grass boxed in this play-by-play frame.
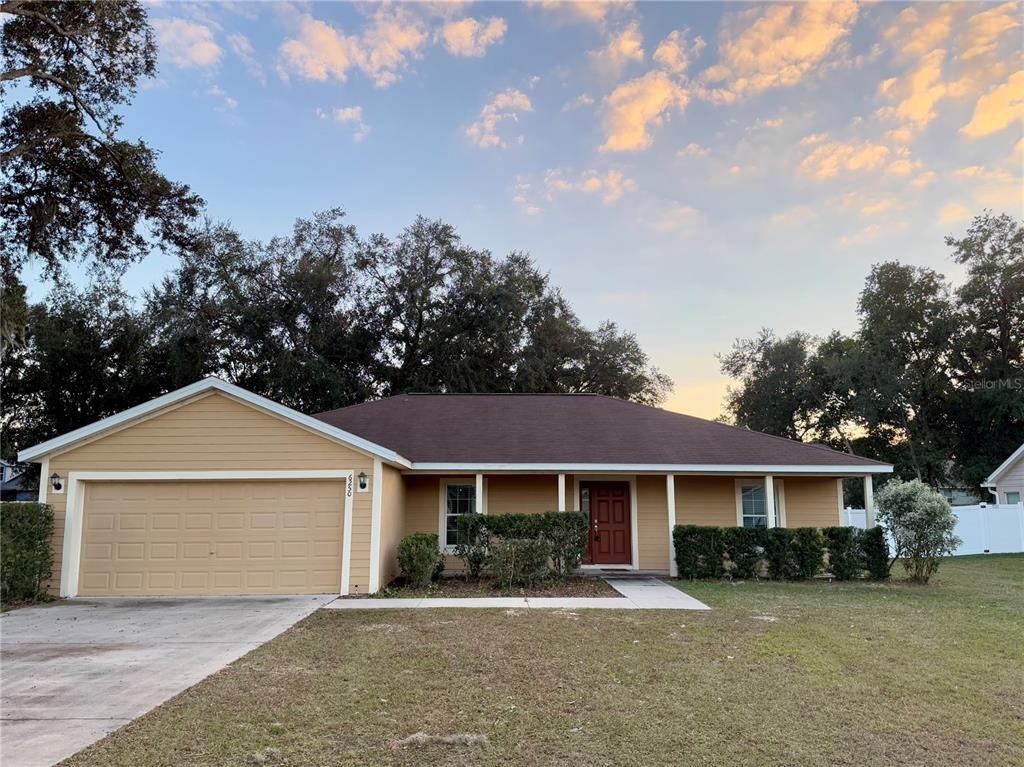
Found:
[360,576,620,599]
[61,555,1024,767]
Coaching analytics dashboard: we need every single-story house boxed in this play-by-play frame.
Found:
[18,377,892,597]
[982,443,1024,505]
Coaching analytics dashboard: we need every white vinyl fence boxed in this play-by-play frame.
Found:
[843,503,1024,556]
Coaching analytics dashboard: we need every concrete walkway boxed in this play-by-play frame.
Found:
[0,595,333,767]
[323,577,710,611]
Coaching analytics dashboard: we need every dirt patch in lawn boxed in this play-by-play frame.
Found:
[348,576,621,598]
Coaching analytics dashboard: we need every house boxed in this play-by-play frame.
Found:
[17,377,892,598]
[1,460,35,502]
[981,443,1024,505]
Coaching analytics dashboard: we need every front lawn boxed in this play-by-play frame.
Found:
[62,555,1024,767]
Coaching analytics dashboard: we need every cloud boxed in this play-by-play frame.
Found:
[799,138,890,180]
[439,16,507,57]
[649,203,704,233]
[512,176,543,216]
[886,147,925,177]
[278,7,427,88]
[318,105,370,141]
[883,4,958,60]
[961,70,1024,138]
[956,2,1021,62]
[677,142,710,158]
[528,1,633,28]
[562,93,595,111]
[600,69,689,152]
[701,2,859,100]
[652,28,705,75]
[590,21,644,74]
[206,84,237,110]
[152,18,223,68]
[466,88,533,148]
[228,33,265,83]
[875,49,949,131]
[951,165,1023,208]
[838,223,883,247]
[544,168,637,203]
[911,171,937,188]
[939,202,971,223]
[858,198,898,217]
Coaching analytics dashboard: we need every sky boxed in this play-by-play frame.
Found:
[24,1,1024,418]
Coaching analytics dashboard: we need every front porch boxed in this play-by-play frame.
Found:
[388,470,879,582]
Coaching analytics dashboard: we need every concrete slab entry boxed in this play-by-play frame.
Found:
[0,595,333,767]
[602,577,712,610]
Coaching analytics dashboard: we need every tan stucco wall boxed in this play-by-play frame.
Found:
[378,464,406,587]
[636,475,669,571]
[783,477,841,528]
[42,391,376,595]
[675,476,736,526]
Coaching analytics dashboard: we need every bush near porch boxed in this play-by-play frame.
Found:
[0,501,54,606]
[673,524,889,582]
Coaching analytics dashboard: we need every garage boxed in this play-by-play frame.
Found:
[78,479,345,596]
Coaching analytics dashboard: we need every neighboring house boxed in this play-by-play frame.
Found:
[18,377,891,598]
[981,443,1024,505]
[1,460,35,502]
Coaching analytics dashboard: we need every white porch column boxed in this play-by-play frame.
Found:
[864,474,875,528]
[765,475,777,528]
[476,473,484,515]
[557,473,566,511]
[666,474,677,577]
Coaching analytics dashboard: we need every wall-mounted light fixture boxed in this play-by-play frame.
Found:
[357,471,368,492]
[50,472,64,493]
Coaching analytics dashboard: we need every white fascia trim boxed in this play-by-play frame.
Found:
[17,377,411,468]
[981,442,1024,486]
[408,463,893,475]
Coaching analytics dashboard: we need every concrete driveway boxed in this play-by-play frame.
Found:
[0,595,334,767]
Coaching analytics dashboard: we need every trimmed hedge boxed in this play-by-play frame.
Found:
[674,523,869,582]
[822,526,863,580]
[455,511,588,582]
[1,502,54,603]
[862,526,891,580]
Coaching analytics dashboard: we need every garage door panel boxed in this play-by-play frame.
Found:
[79,480,343,596]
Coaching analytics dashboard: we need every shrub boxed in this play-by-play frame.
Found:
[876,479,961,583]
[398,533,442,588]
[791,527,825,580]
[722,527,766,579]
[490,538,552,589]
[862,525,891,580]
[823,526,863,580]
[1,502,54,603]
[482,513,546,540]
[764,528,798,580]
[673,525,726,579]
[454,514,490,580]
[540,512,588,577]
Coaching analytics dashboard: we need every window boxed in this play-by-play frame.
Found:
[444,483,476,548]
[1007,492,1021,505]
[740,485,767,528]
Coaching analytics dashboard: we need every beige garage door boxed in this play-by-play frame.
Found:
[79,480,344,596]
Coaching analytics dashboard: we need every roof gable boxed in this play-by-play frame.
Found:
[983,443,1024,486]
[18,378,409,467]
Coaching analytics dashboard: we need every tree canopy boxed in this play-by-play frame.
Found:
[720,212,1024,491]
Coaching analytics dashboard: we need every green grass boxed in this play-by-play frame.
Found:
[62,555,1024,767]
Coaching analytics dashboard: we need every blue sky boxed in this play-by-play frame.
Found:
[25,1,1023,417]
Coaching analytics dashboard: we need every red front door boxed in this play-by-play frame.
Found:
[583,481,631,565]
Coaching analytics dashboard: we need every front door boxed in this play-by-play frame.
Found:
[582,481,631,565]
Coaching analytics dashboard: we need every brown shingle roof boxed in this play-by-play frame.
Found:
[314,394,887,468]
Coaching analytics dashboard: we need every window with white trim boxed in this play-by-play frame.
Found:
[740,485,767,528]
[444,483,476,548]
[1007,491,1021,505]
